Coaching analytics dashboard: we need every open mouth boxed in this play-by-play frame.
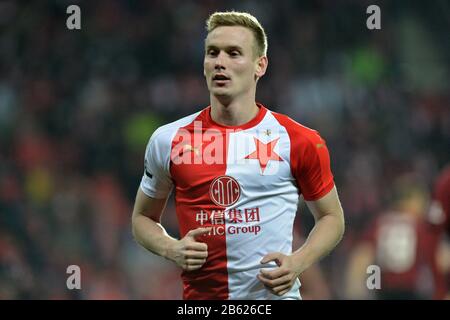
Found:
[212,74,230,84]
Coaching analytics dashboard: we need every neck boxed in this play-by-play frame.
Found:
[210,95,259,126]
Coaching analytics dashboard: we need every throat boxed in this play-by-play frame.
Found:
[211,102,259,127]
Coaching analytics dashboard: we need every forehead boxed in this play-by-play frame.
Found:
[206,26,255,50]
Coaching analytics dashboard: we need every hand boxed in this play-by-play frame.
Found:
[167,227,211,271]
[257,252,303,296]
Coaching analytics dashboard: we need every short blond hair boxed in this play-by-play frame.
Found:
[206,11,268,57]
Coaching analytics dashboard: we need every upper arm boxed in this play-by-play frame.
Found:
[140,129,174,199]
[295,129,334,201]
[135,129,174,222]
[132,187,169,223]
[305,186,344,222]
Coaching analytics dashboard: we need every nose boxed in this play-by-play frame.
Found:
[214,51,226,70]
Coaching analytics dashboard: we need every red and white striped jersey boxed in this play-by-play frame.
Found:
[140,103,335,300]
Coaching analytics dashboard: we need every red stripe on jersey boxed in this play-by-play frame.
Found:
[271,112,334,201]
[170,109,230,300]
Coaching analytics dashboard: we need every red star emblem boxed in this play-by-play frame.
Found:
[244,137,283,173]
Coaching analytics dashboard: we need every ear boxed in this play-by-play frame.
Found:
[255,56,268,79]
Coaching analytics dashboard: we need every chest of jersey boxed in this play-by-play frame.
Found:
[169,124,296,207]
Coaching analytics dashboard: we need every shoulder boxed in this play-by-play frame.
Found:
[269,110,325,146]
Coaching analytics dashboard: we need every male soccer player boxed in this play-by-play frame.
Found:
[132,11,345,300]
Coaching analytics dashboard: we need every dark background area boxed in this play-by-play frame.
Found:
[0,0,448,299]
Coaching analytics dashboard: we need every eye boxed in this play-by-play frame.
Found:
[207,49,218,56]
[229,50,240,57]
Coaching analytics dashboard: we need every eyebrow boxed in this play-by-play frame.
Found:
[205,45,244,52]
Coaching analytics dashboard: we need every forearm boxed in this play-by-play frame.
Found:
[292,212,345,273]
[132,214,178,260]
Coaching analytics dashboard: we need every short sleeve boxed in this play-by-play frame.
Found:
[297,131,335,201]
[139,131,173,199]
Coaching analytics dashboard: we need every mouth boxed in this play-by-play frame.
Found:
[212,74,231,85]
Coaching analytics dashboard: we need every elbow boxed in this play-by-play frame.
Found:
[131,215,138,242]
[337,209,345,242]
[131,212,142,244]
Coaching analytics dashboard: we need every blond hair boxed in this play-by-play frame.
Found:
[206,11,268,57]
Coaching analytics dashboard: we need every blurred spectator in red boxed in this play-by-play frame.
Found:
[426,164,450,299]
[345,174,443,299]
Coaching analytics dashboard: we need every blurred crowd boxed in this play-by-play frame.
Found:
[0,0,449,299]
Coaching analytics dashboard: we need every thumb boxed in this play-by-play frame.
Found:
[186,227,212,239]
[260,252,283,266]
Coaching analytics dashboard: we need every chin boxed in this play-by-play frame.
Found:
[211,91,233,104]
[211,88,232,97]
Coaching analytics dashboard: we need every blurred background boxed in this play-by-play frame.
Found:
[0,0,449,299]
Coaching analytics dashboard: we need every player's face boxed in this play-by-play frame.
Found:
[204,26,266,100]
